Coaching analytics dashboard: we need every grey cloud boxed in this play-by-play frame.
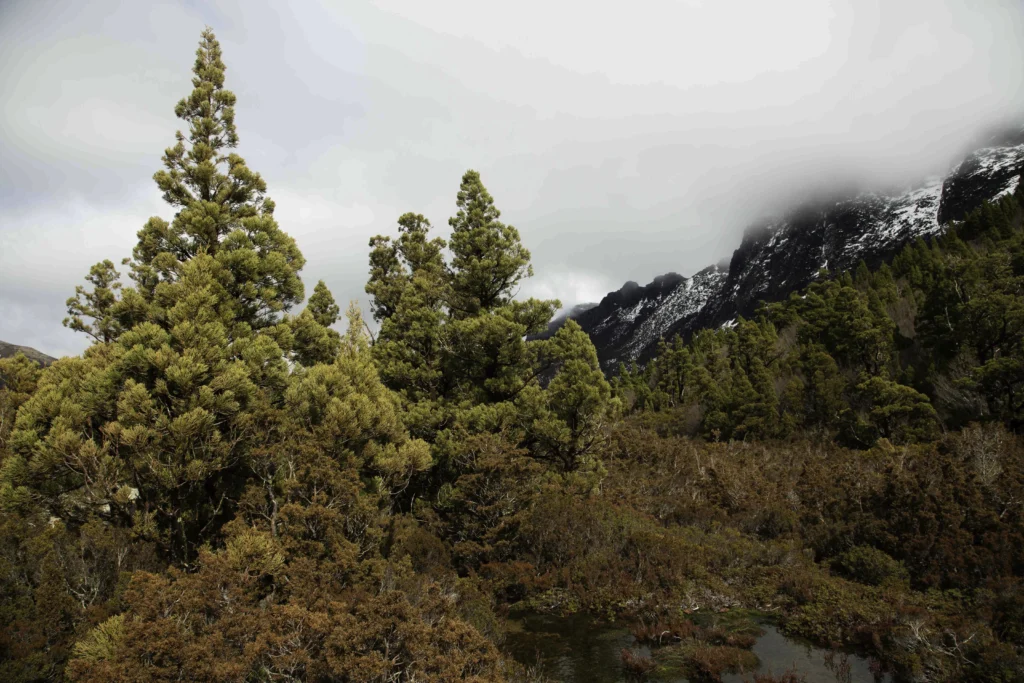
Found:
[2,0,1022,357]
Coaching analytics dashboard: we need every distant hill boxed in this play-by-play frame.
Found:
[0,340,56,367]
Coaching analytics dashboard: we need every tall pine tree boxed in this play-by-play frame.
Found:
[10,30,309,565]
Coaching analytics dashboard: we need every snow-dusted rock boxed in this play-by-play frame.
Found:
[548,134,1024,373]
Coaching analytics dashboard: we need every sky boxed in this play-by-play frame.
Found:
[2,0,1023,357]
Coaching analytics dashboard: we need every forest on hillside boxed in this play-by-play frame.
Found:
[2,30,1024,683]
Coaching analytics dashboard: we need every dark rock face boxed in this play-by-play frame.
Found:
[557,137,1024,374]
[709,176,947,327]
[939,144,1023,225]
[570,268,722,371]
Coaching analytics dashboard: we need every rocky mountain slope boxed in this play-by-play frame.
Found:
[559,129,1024,373]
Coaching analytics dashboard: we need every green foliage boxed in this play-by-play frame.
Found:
[10,252,288,565]
[63,28,306,344]
[365,170,589,457]
[518,320,618,471]
[72,614,126,664]
[3,24,1023,683]
[289,280,342,367]
[848,375,938,446]
[137,29,305,330]
[832,545,909,586]
[0,30,506,682]
[617,184,1024,445]
[306,280,340,328]
[63,260,125,343]
[447,170,534,317]
[0,353,41,450]
[366,213,450,411]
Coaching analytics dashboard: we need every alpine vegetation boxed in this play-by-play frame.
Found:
[2,29,1024,683]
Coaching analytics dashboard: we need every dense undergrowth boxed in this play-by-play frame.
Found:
[2,29,1024,683]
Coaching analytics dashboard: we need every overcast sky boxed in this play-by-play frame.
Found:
[2,0,1023,357]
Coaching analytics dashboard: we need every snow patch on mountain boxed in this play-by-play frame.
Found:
[610,265,728,368]
[561,136,1024,374]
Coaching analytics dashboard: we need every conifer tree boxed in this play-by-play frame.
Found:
[129,28,305,331]
[4,32,486,682]
[63,260,125,343]
[443,173,557,402]
[852,375,938,445]
[518,320,616,471]
[367,175,557,410]
[800,346,848,429]
[366,213,449,406]
[447,170,532,317]
[7,30,302,565]
[290,280,341,367]
[655,335,692,408]
[306,280,341,327]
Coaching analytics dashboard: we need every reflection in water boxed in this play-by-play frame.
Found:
[503,612,887,683]
[722,625,885,683]
[503,612,644,683]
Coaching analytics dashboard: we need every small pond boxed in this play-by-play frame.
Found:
[503,611,888,683]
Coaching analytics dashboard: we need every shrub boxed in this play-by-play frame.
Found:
[687,644,759,680]
[833,546,908,586]
[621,648,657,680]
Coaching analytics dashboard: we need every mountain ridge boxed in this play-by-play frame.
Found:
[0,340,56,367]
[555,132,1024,373]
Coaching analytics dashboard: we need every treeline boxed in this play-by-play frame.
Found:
[615,183,1024,444]
[2,28,1024,683]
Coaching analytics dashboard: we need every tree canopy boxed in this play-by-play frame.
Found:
[2,25,1024,683]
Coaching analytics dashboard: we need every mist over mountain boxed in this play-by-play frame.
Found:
[550,125,1024,372]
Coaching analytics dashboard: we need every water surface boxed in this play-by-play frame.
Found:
[503,611,886,683]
